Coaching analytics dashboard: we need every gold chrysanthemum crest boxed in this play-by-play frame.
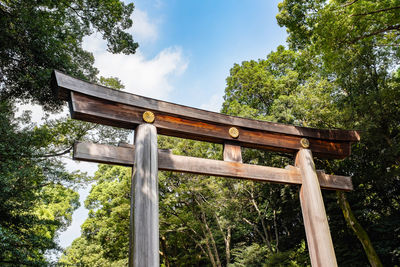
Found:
[300,138,310,148]
[142,111,155,123]
[229,127,240,138]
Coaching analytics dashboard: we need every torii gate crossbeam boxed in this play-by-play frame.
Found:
[52,70,360,267]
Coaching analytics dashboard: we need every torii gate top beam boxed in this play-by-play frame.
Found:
[52,70,360,159]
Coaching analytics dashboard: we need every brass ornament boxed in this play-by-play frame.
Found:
[229,127,240,138]
[300,138,310,148]
[142,111,155,123]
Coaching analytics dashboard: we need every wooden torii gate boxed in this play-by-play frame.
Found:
[52,70,360,267]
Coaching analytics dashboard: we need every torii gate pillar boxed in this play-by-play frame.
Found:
[297,149,337,267]
[129,124,159,267]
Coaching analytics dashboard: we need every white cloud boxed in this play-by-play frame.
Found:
[82,7,187,101]
[15,103,46,124]
[94,47,188,100]
[130,9,158,43]
[83,7,158,51]
[82,32,105,53]
[200,92,224,112]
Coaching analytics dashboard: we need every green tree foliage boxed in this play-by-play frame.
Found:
[218,1,400,265]
[59,164,131,266]
[223,45,400,266]
[276,0,400,52]
[0,76,129,265]
[275,1,400,266]
[0,102,83,265]
[0,0,136,261]
[223,46,345,128]
[276,0,400,132]
[0,0,138,110]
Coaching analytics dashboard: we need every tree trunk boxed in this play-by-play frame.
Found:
[273,209,279,252]
[337,191,383,267]
[247,189,272,251]
[201,212,222,267]
[202,227,217,267]
[214,213,232,265]
[226,226,231,265]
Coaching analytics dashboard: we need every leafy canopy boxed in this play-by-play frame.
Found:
[0,0,138,110]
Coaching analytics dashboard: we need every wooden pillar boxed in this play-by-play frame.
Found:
[129,124,159,267]
[296,149,337,267]
[223,142,243,163]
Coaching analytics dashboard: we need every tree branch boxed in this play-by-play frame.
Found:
[337,192,383,267]
[351,6,400,17]
[196,195,222,267]
[350,24,400,44]
[35,146,72,158]
[242,217,272,252]
[273,209,279,252]
[200,225,217,267]
[245,187,272,250]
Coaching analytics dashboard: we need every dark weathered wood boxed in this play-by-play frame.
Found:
[296,149,338,267]
[69,91,353,159]
[130,124,159,267]
[53,71,359,145]
[223,142,243,163]
[73,142,353,191]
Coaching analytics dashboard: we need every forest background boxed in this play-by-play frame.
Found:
[0,0,399,266]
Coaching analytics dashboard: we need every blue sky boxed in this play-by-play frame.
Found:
[83,0,287,112]
[153,0,287,110]
[56,0,288,255]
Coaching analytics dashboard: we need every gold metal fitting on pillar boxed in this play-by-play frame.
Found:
[142,111,155,123]
[229,127,239,138]
[300,138,310,148]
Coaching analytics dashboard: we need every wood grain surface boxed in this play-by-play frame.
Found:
[53,71,359,159]
[130,124,159,267]
[69,92,353,159]
[223,142,243,163]
[74,142,353,191]
[296,149,338,267]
